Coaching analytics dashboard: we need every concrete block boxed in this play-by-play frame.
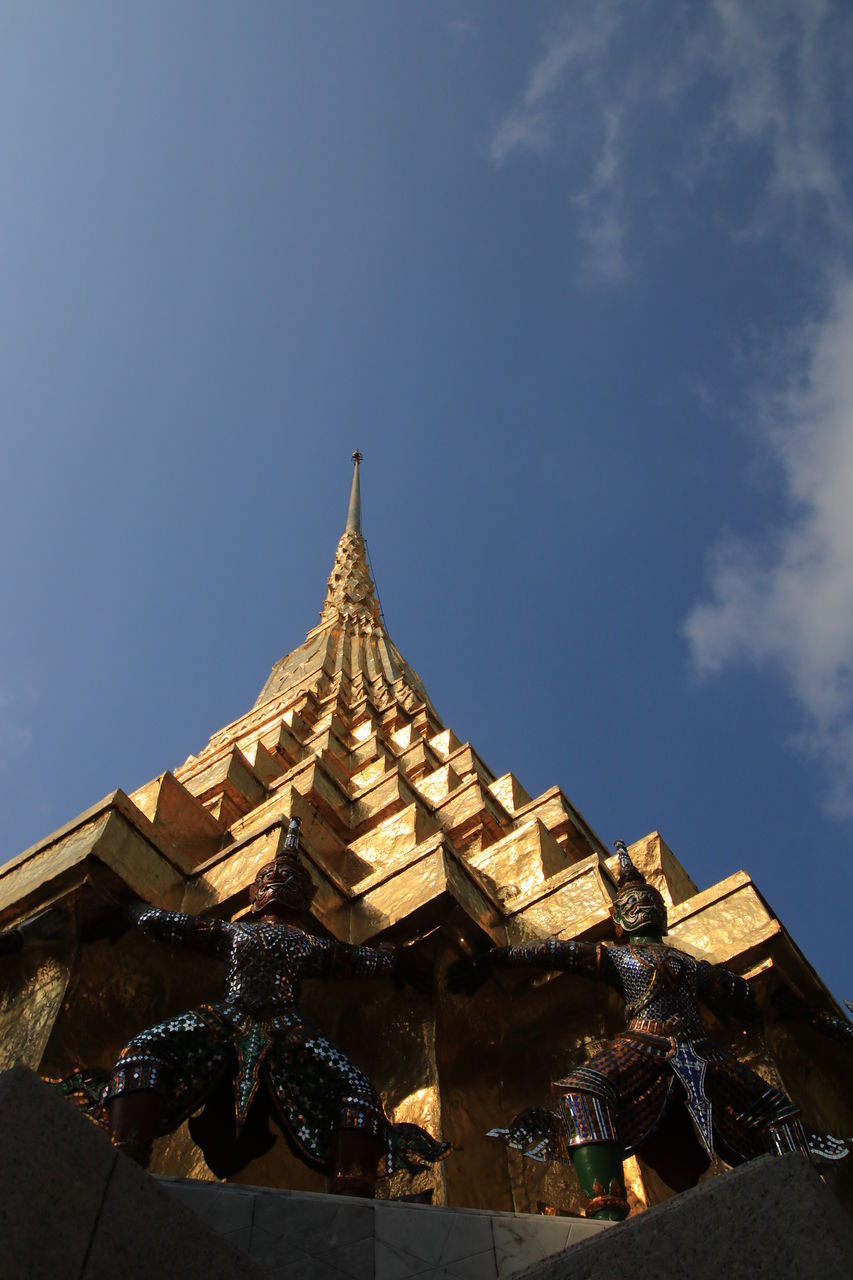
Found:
[156,1178,606,1280]
[155,1173,617,1280]
[162,1178,255,1239]
[375,1202,493,1279]
[443,1250,500,1280]
[0,1067,261,1280]
[431,1211,495,1273]
[247,1188,376,1280]
[156,1164,853,1280]
[514,1155,853,1280]
[82,1154,259,1280]
[0,1064,115,1280]
[491,1216,603,1279]
[314,1235,376,1280]
[250,1186,374,1256]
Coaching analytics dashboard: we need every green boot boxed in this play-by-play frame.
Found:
[571,1143,629,1221]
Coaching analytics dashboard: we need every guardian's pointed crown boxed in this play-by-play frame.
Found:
[251,817,316,915]
[611,839,667,935]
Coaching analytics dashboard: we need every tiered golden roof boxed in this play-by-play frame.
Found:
[0,456,850,1213]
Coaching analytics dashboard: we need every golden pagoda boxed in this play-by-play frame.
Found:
[0,454,850,1215]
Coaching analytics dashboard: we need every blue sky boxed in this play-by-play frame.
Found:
[1,2,852,1004]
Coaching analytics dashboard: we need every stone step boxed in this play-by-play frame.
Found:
[0,1066,261,1279]
[158,1178,608,1280]
[512,1154,853,1280]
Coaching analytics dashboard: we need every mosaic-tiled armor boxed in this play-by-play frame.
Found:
[105,907,448,1174]
[487,935,847,1169]
[451,841,848,1219]
[56,822,449,1189]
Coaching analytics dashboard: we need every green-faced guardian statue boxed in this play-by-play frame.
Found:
[448,842,849,1220]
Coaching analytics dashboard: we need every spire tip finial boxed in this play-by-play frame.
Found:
[345,452,362,534]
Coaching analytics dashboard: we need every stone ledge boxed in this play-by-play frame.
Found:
[513,1153,853,1280]
[8,1061,848,1280]
[0,1067,261,1279]
[159,1178,608,1280]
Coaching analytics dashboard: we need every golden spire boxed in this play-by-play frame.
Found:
[253,453,437,713]
[319,451,381,633]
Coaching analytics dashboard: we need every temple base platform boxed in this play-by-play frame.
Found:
[2,1066,851,1280]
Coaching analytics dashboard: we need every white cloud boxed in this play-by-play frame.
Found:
[489,1,853,809]
[685,273,853,814]
[579,206,628,282]
[703,0,847,233]
[571,108,628,280]
[489,4,620,167]
[491,11,631,279]
[489,0,853,274]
